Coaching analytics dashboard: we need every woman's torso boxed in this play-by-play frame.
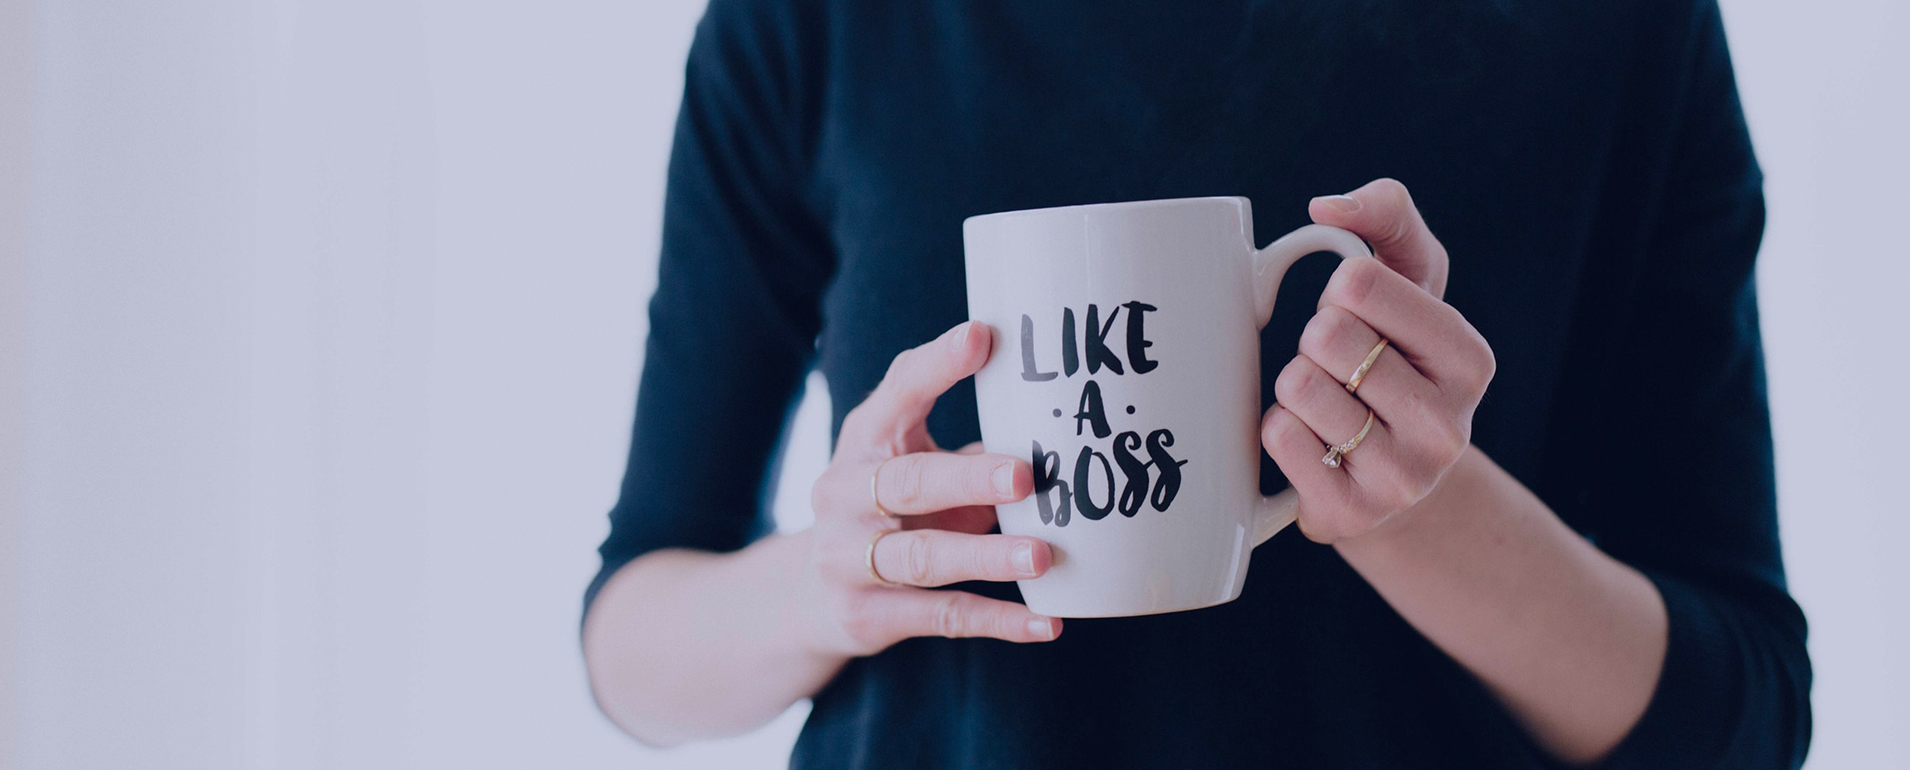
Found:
[785,1,1685,766]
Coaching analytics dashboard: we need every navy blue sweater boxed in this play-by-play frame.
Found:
[590,1,1812,767]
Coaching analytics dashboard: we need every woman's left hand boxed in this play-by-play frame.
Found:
[1262,178,1497,543]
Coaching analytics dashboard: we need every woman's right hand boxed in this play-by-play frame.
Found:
[803,320,1064,656]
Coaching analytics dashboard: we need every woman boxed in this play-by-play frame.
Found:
[582,1,1812,767]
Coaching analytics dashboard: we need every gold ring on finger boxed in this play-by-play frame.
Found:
[1322,409,1376,469]
[871,456,898,518]
[866,529,905,587]
[1345,338,1390,394]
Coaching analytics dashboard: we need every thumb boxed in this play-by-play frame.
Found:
[1307,178,1449,299]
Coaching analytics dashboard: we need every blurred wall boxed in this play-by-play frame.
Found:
[3,1,809,767]
[1729,1,1910,766]
[1,0,31,759]
[0,1,1903,768]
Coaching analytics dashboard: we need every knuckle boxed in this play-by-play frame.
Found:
[1297,361,1334,395]
[1260,409,1285,449]
[1264,409,1313,459]
[1273,359,1319,406]
[1376,179,1416,228]
[837,406,870,438]
[1301,306,1360,360]
[1437,419,1471,465]
[933,594,966,638]
[904,532,937,585]
[1467,336,1498,392]
[1328,258,1382,309]
[1384,209,1415,248]
[808,477,828,517]
[834,593,885,651]
[884,347,915,383]
[825,529,880,586]
[1441,311,1495,392]
[810,469,841,517]
[1272,365,1302,405]
[1372,177,1410,202]
[1269,407,1303,444]
[835,591,871,630]
[888,455,927,508]
[1444,363,1479,396]
[1446,361,1487,398]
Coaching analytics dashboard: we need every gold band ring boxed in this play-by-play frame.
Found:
[866,529,904,587]
[1322,409,1376,469]
[1345,338,1390,394]
[871,457,898,518]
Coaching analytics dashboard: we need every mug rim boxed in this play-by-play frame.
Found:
[963,195,1247,228]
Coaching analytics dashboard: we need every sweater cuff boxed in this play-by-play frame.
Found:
[1592,570,1745,769]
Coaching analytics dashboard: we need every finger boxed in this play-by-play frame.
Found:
[872,529,1051,587]
[1297,305,1442,417]
[1317,257,1493,391]
[1273,354,1432,513]
[1308,178,1448,298]
[841,322,989,451]
[1260,404,1352,541]
[1272,355,1395,469]
[916,446,997,532]
[870,588,1063,643]
[874,451,1031,516]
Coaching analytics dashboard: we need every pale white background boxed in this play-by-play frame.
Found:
[0,1,1902,768]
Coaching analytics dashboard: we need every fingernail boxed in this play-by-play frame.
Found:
[952,322,971,347]
[993,462,1016,498]
[1012,542,1037,576]
[1314,195,1362,213]
[1026,618,1056,640]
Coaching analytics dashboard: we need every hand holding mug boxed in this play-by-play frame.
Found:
[1263,178,1496,543]
[804,322,1064,656]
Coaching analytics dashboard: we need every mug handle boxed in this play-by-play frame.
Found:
[1248,224,1374,547]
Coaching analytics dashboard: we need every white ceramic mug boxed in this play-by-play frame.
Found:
[964,197,1372,618]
